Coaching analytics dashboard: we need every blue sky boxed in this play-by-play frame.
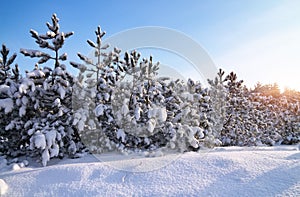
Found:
[1,0,300,90]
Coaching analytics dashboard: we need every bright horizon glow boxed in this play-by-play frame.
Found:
[0,0,299,91]
[214,0,300,91]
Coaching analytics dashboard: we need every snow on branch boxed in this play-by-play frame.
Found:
[20,49,49,58]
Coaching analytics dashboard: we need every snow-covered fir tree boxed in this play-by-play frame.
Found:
[17,14,82,166]
[219,71,259,146]
[70,25,125,153]
[111,53,171,151]
[163,78,221,151]
[0,44,21,156]
[207,69,227,144]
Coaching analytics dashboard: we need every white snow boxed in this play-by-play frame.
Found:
[121,100,129,115]
[20,49,44,57]
[0,145,299,196]
[21,96,29,105]
[95,104,106,117]
[0,85,11,96]
[117,129,126,143]
[42,149,50,167]
[30,132,46,150]
[57,85,66,99]
[147,106,167,123]
[192,126,204,139]
[26,69,45,78]
[50,144,59,158]
[156,107,167,123]
[11,163,20,171]
[134,104,142,120]
[19,78,35,94]
[54,98,61,107]
[147,118,156,133]
[19,105,26,117]
[78,120,85,132]
[0,179,8,195]
[45,130,57,149]
[53,67,64,76]
[103,92,110,101]
[0,98,14,114]
[5,122,14,131]
[68,141,77,155]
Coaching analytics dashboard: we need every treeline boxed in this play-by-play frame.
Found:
[0,14,299,166]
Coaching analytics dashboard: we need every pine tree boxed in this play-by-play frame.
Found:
[112,53,171,151]
[18,14,81,166]
[253,83,281,98]
[169,78,220,150]
[0,44,22,156]
[71,25,126,153]
[208,69,227,144]
[0,44,18,84]
[219,71,257,146]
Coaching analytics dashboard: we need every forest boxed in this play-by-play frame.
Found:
[0,14,299,166]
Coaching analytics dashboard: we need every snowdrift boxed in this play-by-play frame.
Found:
[0,145,299,196]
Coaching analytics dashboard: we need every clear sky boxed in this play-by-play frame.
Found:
[1,0,300,90]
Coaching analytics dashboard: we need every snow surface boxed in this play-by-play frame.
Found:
[0,145,299,196]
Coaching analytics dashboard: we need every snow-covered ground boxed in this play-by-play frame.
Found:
[0,145,299,197]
